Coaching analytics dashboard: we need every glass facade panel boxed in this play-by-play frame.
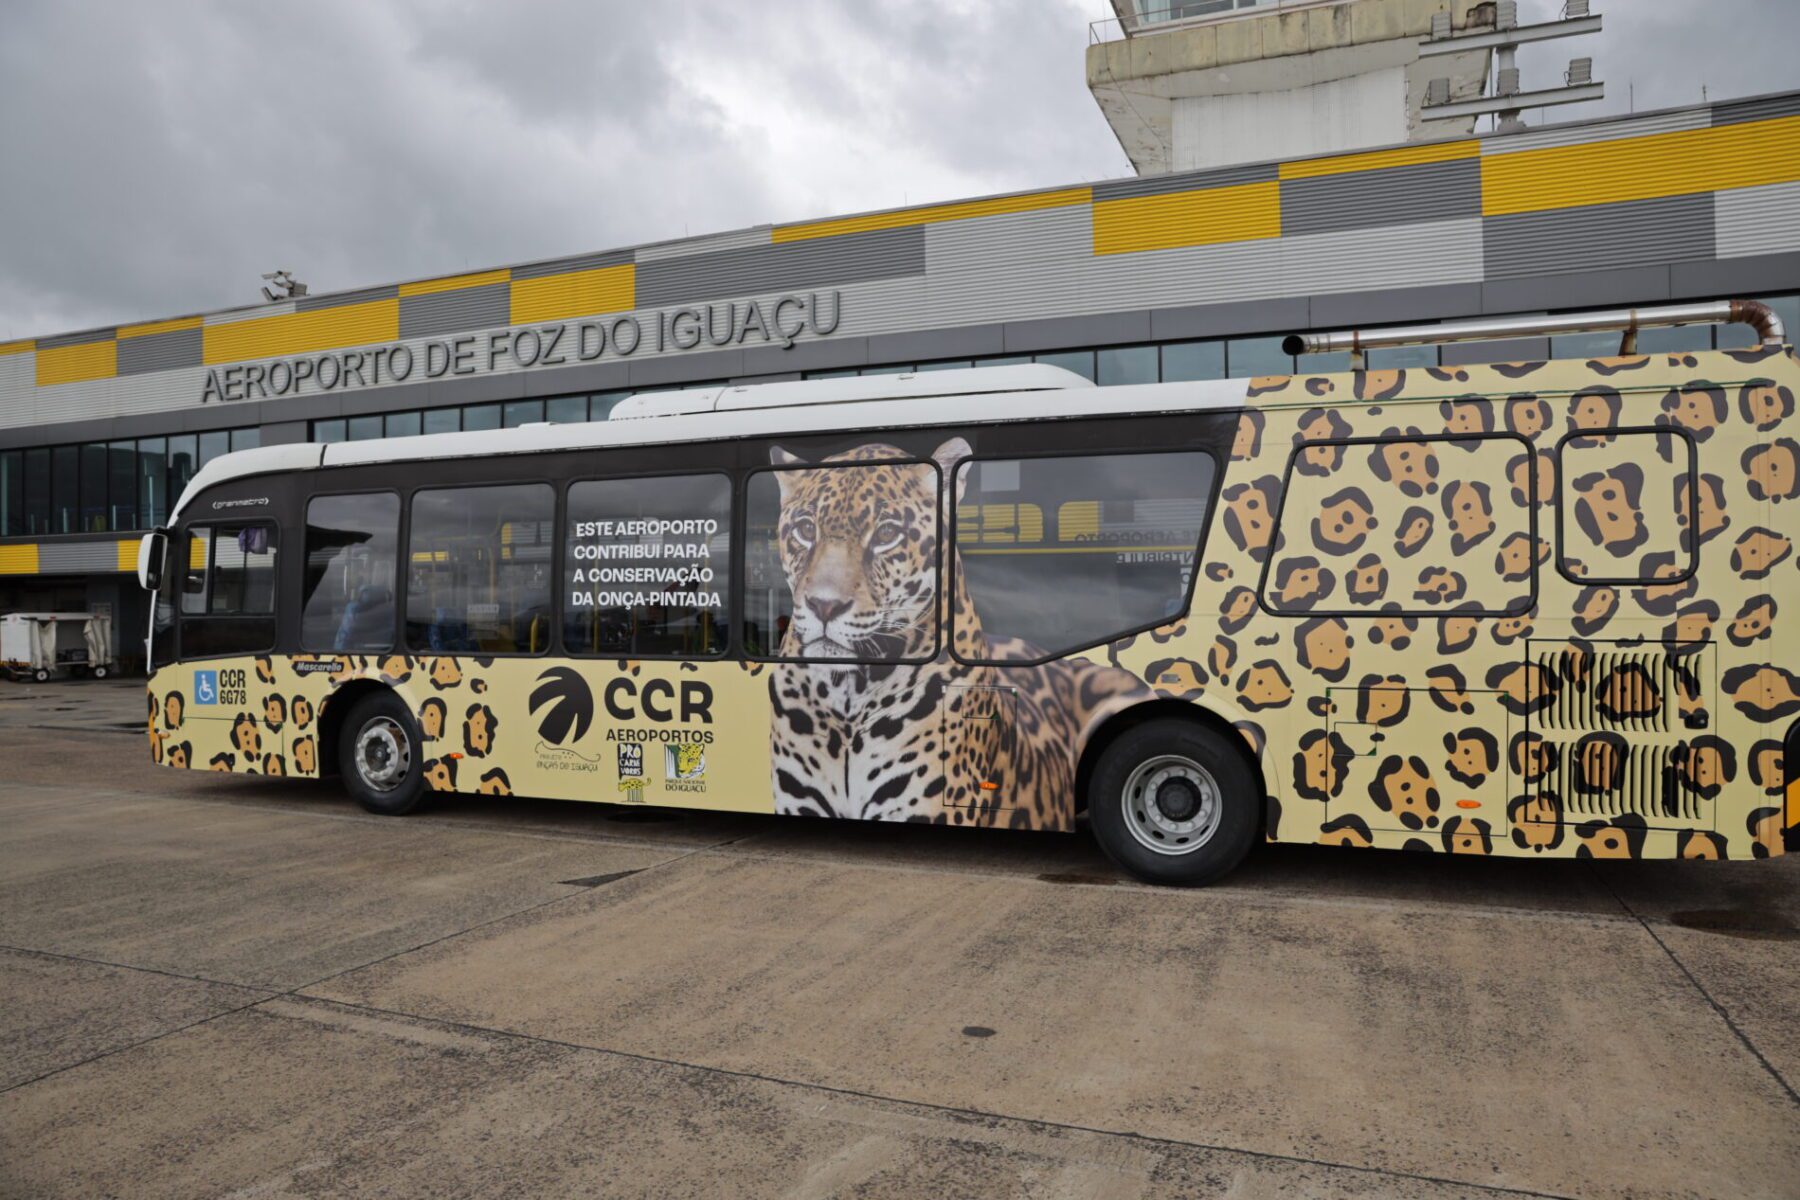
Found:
[1160,341,1224,381]
[167,436,198,511]
[422,407,460,435]
[973,355,1030,367]
[803,369,859,379]
[1296,350,1354,373]
[230,428,260,452]
[545,395,588,424]
[23,448,51,536]
[49,445,76,533]
[198,430,230,467]
[1636,324,1712,352]
[503,399,545,428]
[1226,337,1292,378]
[1097,345,1157,386]
[109,439,137,531]
[406,484,555,653]
[860,364,916,376]
[346,415,383,441]
[1715,321,1758,350]
[80,443,108,531]
[301,492,400,651]
[1550,331,1620,359]
[1033,350,1095,381]
[917,360,973,372]
[564,474,731,657]
[385,411,422,438]
[588,392,632,421]
[0,450,21,537]
[1366,344,1439,369]
[955,451,1214,660]
[312,419,346,444]
[138,438,167,529]
[461,403,501,432]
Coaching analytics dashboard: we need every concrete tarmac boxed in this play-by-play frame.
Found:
[1,679,1795,1198]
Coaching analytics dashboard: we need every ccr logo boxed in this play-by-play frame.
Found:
[530,667,594,744]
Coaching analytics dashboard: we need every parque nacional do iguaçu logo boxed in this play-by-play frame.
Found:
[530,666,594,744]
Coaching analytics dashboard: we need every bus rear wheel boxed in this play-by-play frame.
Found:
[1087,718,1259,886]
[339,692,427,816]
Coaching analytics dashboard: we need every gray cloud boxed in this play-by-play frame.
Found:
[0,0,1121,338]
[1,0,1793,339]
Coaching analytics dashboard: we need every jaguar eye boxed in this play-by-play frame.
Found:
[872,519,905,552]
[790,516,816,549]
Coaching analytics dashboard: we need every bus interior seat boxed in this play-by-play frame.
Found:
[427,606,478,652]
[335,585,395,651]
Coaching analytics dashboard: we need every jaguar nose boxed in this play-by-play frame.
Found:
[807,596,852,626]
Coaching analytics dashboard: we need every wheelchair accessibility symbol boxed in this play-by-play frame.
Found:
[194,670,218,705]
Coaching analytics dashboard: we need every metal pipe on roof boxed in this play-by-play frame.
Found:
[1283,299,1787,358]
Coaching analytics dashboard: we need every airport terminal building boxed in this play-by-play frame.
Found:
[2,82,1797,668]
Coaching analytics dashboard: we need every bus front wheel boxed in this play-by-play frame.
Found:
[339,692,427,816]
[1087,718,1259,886]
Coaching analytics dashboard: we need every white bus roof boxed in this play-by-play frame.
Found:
[169,366,1254,523]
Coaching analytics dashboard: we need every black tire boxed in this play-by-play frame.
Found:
[1087,718,1260,886]
[91,665,108,680]
[32,668,49,683]
[338,691,428,816]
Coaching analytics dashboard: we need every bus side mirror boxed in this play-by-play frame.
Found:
[137,529,167,592]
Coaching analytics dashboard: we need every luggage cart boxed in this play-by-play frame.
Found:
[0,612,114,682]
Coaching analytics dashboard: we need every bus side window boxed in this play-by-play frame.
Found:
[1261,433,1533,617]
[744,458,943,663]
[1556,428,1697,585]
[180,527,211,615]
[404,484,555,655]
[952,451,1215,663]
[564,474,731,658]
[178,521,279,659]
[302,492,401,652]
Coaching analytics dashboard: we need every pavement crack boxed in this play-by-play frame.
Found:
[0,943,273,993]
[1590,864,1799,1108]
[0,992,275,1096]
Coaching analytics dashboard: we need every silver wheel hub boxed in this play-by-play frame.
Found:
[1121,754,1221,856]
[354,717,410,792]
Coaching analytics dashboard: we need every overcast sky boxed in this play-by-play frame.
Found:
[2,0,1795,340]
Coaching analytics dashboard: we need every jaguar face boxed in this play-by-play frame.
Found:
[769,439,965,660]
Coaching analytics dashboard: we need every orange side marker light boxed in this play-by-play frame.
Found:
[1456,799,1480,809]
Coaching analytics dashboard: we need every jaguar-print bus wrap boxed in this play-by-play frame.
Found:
[148,346,1800,860]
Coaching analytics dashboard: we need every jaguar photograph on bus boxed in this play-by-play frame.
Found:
[136,300,1800,884]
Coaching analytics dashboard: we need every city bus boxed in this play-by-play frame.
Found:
[137,300,1800,884]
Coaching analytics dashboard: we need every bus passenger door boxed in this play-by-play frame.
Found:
[160,520,284,774]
